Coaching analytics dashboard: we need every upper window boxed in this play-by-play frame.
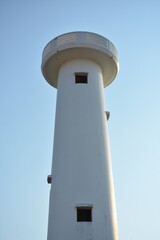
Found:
[75,73,88,84]
[76,207,92,222]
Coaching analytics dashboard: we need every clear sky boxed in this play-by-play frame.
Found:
[1,0,160,239]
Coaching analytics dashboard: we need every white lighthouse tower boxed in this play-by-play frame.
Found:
[41,32,119,240]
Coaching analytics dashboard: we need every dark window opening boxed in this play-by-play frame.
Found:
[77,207,92,222]
[75,73,88,84]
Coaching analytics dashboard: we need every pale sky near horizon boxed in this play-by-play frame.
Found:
[1,0,160,239]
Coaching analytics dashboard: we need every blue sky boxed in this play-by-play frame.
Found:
[1,0,160,239]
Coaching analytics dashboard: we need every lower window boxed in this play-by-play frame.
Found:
[77,207,92,222]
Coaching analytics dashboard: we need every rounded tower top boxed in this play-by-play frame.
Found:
[41,31,119,88]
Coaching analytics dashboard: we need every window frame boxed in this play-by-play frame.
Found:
[75,72,88,84]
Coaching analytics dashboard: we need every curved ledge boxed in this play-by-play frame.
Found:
[41,32,119,88]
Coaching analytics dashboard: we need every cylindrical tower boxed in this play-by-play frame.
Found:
[41,32,119,240]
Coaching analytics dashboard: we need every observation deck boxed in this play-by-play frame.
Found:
[41,32,119,88]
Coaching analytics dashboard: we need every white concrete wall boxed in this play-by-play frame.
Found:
[47,59,119,240]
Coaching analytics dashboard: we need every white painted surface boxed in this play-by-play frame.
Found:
[47,59,119,240]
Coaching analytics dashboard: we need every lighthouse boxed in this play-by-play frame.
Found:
[41,32,119,240]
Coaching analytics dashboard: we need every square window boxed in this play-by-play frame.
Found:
[75,73,88,84]
[77,207,92,222]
